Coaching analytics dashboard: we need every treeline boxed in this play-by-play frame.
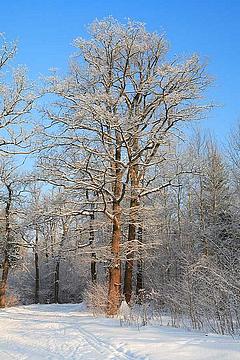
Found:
[0,18,239,335]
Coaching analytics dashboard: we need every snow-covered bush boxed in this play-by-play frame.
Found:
[83,282,108,316]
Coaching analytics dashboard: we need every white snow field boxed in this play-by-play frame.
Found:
[0,304,239,360]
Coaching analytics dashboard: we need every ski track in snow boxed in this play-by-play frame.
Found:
[0,305,146,360]
[0,304,239,360]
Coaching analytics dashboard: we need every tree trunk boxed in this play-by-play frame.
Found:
[0,184,12,308]
[123,196,138,303]
[91,254,97,283]
[54,259,60,303]
[123,160,139,304]
[107,137,122,315]
[136,226,144,302]
[34,228,40,304]
[0,255,10,308]
[53,220,68,304]
[107,201,121,315]
[89,210,97,283]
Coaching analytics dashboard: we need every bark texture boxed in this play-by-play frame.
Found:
[0,184,12,308]
[34,228,40,304]
[107,139,122,315]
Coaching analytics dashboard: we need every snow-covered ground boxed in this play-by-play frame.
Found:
[0,304,239,359]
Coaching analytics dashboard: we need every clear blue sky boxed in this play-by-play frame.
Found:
[1,0,239,143]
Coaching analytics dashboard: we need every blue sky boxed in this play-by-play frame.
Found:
[1,0,239,143]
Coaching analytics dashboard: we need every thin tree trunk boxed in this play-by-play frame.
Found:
[91,253,97,283]
[54,259,60,303]
[34,228,40,304]
[89,205,97,283]
[199,176,209,257]
[0,184,12,308]
[136,226,143,302]
[53,221,68,304]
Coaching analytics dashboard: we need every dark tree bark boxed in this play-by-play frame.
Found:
[54,259,60,303]
[53,221,68,304]
[91,253,97,283]
[89,202,97,283]
[34,228,40,304]
[136,226,144,302]
[0,184,12,308]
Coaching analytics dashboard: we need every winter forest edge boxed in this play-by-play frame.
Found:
[0,17,239,337]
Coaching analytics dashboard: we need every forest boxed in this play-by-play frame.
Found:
[0,17,239,337]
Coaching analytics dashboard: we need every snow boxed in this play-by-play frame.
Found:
[0,304,239,359]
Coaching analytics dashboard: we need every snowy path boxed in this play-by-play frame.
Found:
[0,304,239,359]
